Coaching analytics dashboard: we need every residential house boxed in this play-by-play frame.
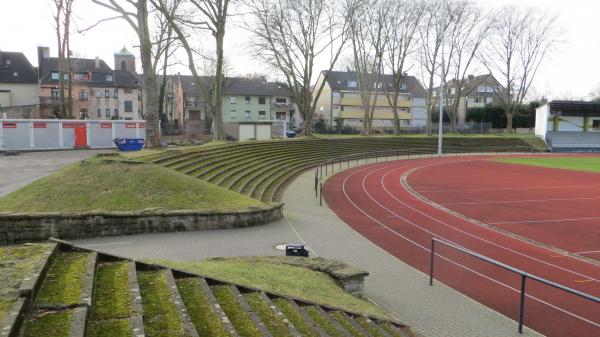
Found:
[434,74,506,124]
[179,75,210,133]
[0,50,39,118]
[37,46,141,120]
[222,77,297,126]
[313,70,428,130]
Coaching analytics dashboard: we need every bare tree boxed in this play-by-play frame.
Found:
[480,6,560,132]
[382,0,425,134]
[90,0,161,147]
[348,0,389,135]
[152,0,230,140]
[244,0,354,136]
[445,0,493,130]
[418,0,456,134]
[51,0,75,118]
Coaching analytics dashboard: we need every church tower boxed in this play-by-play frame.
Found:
[114,46,136,74]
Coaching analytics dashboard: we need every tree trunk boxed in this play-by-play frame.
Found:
[506,112,514,133]
[139,0,161,147]
[213,27,226,140]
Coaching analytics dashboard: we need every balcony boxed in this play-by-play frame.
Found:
[39,96,60,106]
[272,102,293,110]
[339,96,411,108]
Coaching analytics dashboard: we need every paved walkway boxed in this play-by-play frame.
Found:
[73,159,543,337]
[0,150,106,197]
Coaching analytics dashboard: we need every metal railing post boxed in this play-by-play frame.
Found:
[518,274,527,334]
[429,239,435,286]
[325,162,328,175]
[314,170,318,197]
[319,181,323,206]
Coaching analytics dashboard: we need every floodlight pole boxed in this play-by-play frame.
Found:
[437,11,446,156]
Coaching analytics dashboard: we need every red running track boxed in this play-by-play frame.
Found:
[324,156,600,337]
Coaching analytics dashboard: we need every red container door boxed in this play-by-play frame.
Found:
[74,126,87,147]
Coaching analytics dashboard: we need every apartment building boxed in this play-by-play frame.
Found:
[0,51,39,118]
[313,70,427,130]
[37,46,141,120]
[434,74,506,124]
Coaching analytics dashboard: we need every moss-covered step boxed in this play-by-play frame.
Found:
[304,305,351,337]
[137,269,190,337]
[243,292,299,337]
[272,298,325,337]
[175,277,236,337]
[329,311,371,337]
[87,260,132,337]
[210,285,267,337]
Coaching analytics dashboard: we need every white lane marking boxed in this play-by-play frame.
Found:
[398,160,600,273]
[282,210,319,257]
[577,251,600,255]
[339,162,600,328]
[489,217,600,225]
[418,184,600,193]
[79,241,130,248]
[441,196,600,206]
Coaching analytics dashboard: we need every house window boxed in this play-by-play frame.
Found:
[229,96,236,104]
[245,96,251,104]
[113,89,118,98]
[348,81,358,88]
[258,110,266,119]
[97,108,101,118]
[51,88,60,98]
[230,110,237,118]
[450,88,456,95]
[124,88,132,94]
[486,86,494,93]
[258,97,266,105]
[593,120,600,130]
[124,100,133,112]
[79,90,88,101]
[114,108,119,118]
[477,85,486,93]
[106,75,113,82]
[400,83,407,90]
[80,109,88,119]
[104,89,110,98]
[51,72,59,80]
[244,110,250,119]
[475,97,484,103]
[486,97,493,104]
[105,109,111,117]
[275,97,287,103]
[96,90,102,98]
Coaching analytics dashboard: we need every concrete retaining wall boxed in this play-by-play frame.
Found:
[0,204,284,245]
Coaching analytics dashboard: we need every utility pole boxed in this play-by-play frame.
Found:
[437,11,446,156]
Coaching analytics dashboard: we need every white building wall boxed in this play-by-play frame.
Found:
[0,83,38,107]
[535,104,549,137]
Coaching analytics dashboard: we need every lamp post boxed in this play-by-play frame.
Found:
[438,10,446,156]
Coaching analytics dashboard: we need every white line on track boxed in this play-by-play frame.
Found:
[440,196,600,206]
[339,162,600,328]
[489,216,600,225]
[397,160,600,273]
[417,184,600,193]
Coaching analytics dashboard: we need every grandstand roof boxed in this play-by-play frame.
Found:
[549,100,600,116]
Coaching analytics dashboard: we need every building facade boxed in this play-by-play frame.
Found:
[0,51,39,118]
[37,46,140,120]
[435,74,506,124]
[313,70,427,130]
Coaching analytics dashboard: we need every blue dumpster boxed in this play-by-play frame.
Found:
[285,243,309,257]
[114,138,144,151]
[286,131,297,138]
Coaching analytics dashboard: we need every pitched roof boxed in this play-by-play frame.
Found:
[39,56,113,83]
[0,51,38,84]
[443,74,503,96]
[321,70,426,98]
[113,70,139,88]
[223,77,292,97]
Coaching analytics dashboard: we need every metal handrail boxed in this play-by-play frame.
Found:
[313,144,547,206]
[430,237,599,333]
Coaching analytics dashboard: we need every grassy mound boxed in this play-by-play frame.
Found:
[152,256,389,318]
[0,157,266,214]
[495,156,600,173]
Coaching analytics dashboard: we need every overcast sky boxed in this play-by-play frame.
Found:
[1,0,598,100]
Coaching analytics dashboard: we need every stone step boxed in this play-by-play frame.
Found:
[136,268,191,337]
[271,298,328,337]
[303,305,353,337]
[242,291,301,337]
[174,277,239,337]
[210,284,270,337]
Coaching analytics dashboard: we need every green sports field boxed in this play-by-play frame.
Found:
[495,156,600,173]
